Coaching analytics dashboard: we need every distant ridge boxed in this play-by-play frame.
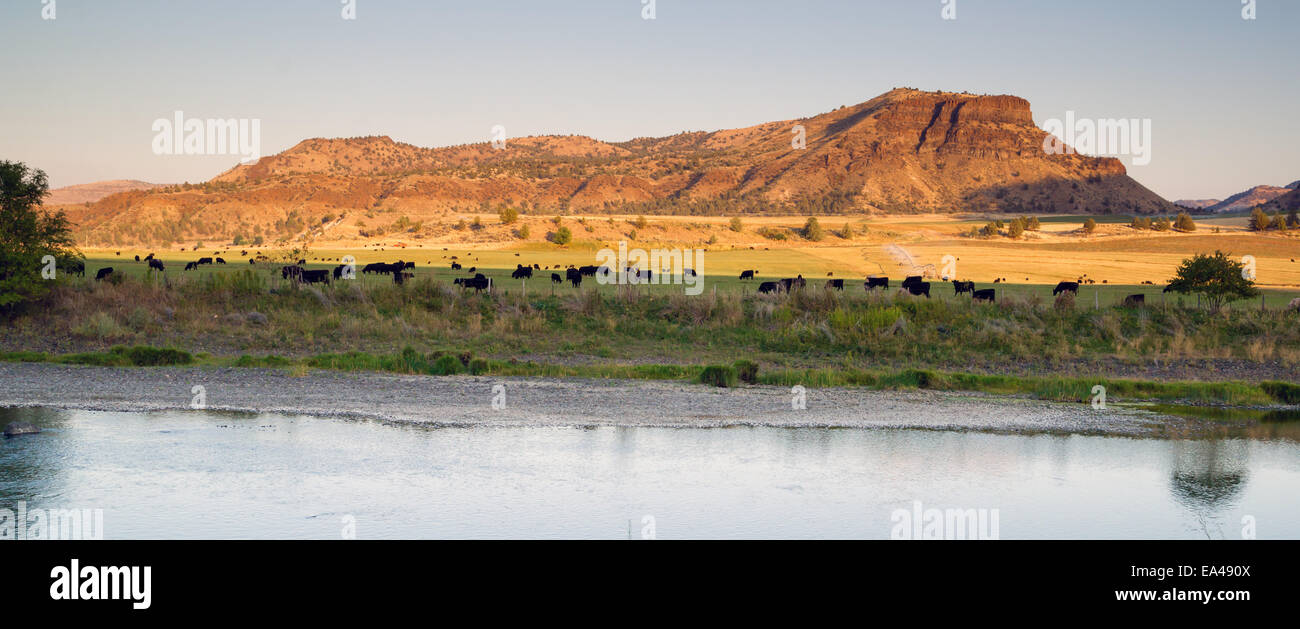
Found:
[47,180,163,205]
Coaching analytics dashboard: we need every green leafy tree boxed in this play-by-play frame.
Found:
[0,161,79,313]
[550,226,573,246]
[1025,216,1041,231]
[499,206,519,224]
[1174,212,1196,232]
[1164,250,1260,311]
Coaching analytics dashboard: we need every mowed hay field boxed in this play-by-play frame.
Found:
[77,213,1300,308]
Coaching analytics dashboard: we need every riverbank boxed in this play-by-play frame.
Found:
[0,361,1279,437]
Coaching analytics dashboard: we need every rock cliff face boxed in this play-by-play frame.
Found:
[67,89,1175,245]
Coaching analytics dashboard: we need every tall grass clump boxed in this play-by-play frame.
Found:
[699,364,738,387]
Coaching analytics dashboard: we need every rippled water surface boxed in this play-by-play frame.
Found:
[2,407,1297,539]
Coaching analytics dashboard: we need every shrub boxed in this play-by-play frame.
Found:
[729,217,743,232]
[1261,381,1300,404]
[1083,218,1097,234]
[517,224,530,239]
[1174,212,1196,232]
[432,354,465,375]
[499,207,519,224]
[469,358,490,375]
[734,359,759,385]
[1250,207,1270,231]
[550,226,573,245]
[699,365,738,388]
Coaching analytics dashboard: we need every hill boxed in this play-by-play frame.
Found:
[46,180,163,205]
[66,88,1177,247]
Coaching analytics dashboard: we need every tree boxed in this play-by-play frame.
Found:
[1007,217,1025,239]
[0,161,79,313]
[1174,212,1196,232]
[1250,207,1270,231]
[517,224,530,239]
[1287,208,1299,228]
[729,216,743,232]
[499,206,519,224]
[1082,218,1097,234]
[1164,250,1259,311]
[1130,216,1151,230]
[1025,216,1041,231]
[803,216,824,241]
[550,226,573,246]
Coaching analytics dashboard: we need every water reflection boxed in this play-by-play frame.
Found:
[1,406,1297,539]
[1169,439,1249,510]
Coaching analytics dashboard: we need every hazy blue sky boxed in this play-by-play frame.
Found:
[2,0,1296,200]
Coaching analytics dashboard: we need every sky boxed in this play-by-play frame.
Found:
[1,0,1296,201]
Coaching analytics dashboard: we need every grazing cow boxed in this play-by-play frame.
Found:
[296,259,307,266]
[333,265,348,280]
[779,275,806,292]
[300,269,330,285]
[906,282,931,298]
[972,289,996,302]
[551,273,563,284]
[569,273,582,288]
[215,258,227,264]
[148,259,165,273]
[94,267,114,281]
[249,259,256,265]
[901,275,923,289]
[825,279,844,290]
[468,267,477,274]
[1052,281,1080,296]
[757,281,780,294]
[1123,294,1145,307]
[953,280,975,296]
[281,265,303,281]
[739,270,756,281]
[458,274,492,292]
[197,257,213,265]
[134,255,141,262]
[533,263,541,270]
[144,253,155,261]
[865,276,889,290]
[393,271,414,285]
[578,265,598,277]
[512,265,533,279]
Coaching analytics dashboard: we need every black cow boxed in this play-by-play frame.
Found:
[578,265,598,277]
[94,267,114,281]
[551,273,563,284]
[215,258,227,264]
[757,281,780,294]
[458,274,492,292]
[1052,281,1080,296]
[1123,294,1145,307]
[972,289,996,302]
[512,265,533,279]
[250,259,256,265]
[739,270,756,280]
[906,282,931,298]
[333,265,350,280]
[197,257,213,265]
[1162,284,1175,293]
[953,280,975,296]
[282,265,303,280]
[296,259,307,266]
[393,271,413,285]
[148,259,165,273]
[300,269,330,285]
[62,259,85,277]
[825,279,844,290]
[144,253,155,261]
[184,262,197,271]
[779,276,806,292]
[902,275,923,289]
[865,276,889,290]
[134,255,141,262]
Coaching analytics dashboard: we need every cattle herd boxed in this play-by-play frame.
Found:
[67,254,1221,310]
